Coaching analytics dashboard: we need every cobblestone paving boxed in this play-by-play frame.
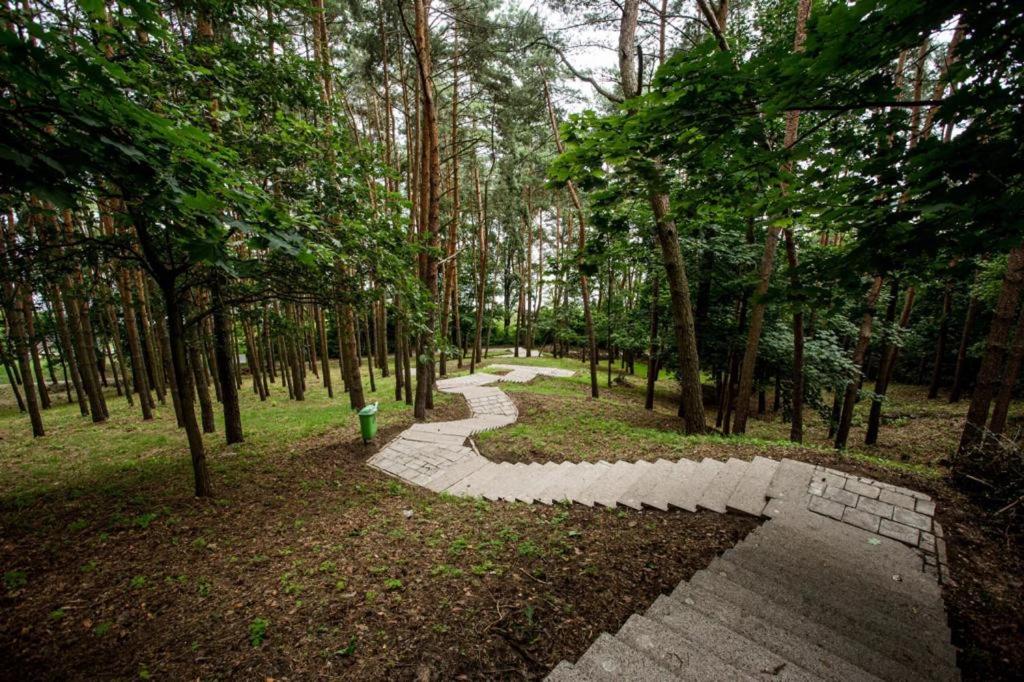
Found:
[364,365,959,680]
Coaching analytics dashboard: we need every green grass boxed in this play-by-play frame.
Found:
[0,361,441,504]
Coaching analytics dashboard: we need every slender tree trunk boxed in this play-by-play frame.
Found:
[988,302,1024,435]
[950,289,979,403]
[162,281,213,497]
[835,276,885,449]
[50,285,88,414]
[645,274,660,410]
[211,278,242,444]
[866,286,916,444]
[928,283,953,399]
[543,79,598,397]
[959,246,1024,454]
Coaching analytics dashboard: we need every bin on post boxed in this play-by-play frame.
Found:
[358,402,379,443]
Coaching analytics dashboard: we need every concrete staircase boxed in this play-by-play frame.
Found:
[545,458,958,681]
[365,365,960,681]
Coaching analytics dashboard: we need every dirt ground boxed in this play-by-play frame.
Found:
[476,372,1024,681]
[0,396,757,681]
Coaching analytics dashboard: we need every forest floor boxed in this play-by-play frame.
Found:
[0,356,755,680]
[475,355,1024,680]
[0,352,1019,680]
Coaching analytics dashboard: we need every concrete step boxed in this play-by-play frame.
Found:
[544,661,593,681]
[645,595,817,681]
[686,569,926,682]
[619,460,676,511]
[423,455,489,492]
[676,458,724,512]
[482,463,522,501]
[766,458,816,504]
[445,461,504,497]
[494,463,550,504]
[534,462,586,505]
[613,461,655,510]
[614,613,753,681]
[573,632,681,681]
[672,582,882,682]
[705,558,957,680]
[735,523,947,622]
[577,461,638,507]
[654,458,699,510]
[761,513,945,606]
[561,461,614,507]
[697,458,748,513]
[726,456,778,517]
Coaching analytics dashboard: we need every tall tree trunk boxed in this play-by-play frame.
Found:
[543,79,599,397]
[950,289,979,403]
[959,246,1024,454]
[162,281,213,497]
[835,276,885,449]
[189,324,216,434]
[50,285,88,415]
[212,278,243,444]
[987,302,1024,436]
[865,285,916,444]
[645,273,660,410]
[928,282,953,399]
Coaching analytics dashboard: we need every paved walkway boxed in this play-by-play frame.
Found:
[366,365,959,680]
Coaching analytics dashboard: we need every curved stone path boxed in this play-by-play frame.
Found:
[366,365,960,681]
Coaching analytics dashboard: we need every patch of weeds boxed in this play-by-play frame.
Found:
[364,590,378,604]
[550,510,569,525]
[477,539,504,555]
[517,541,543,558]
[368,565,388,575]
[80,560,98,574]
[130,575,147,589]
[138,664,151,679]
[387,528,406,539]
[431,564,464,578]
[334,578,348,591]
[191,537,208,550]
[249,618,269,647]
[334,636,357,657]
[67,518,88,533]
[48,608,65,621]
[279,572,304,597]
[133,512,158,529]
[383,578,403,591]
[498,527,519,543]
[3,569,27,591]
[471,560,497,576]
[318,560,336,574]
[448,537,470,555]
[197,579,211,597]
[432,623,450,634]
[94,621,113,636]
[386,480,406,496]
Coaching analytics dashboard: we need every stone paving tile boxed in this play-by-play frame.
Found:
[915,498,936,516]
[856,496,895,519]
[841,506,881,533]
[808,494,845,520]
[893,507,932,532]
[879,488,915,509]
[844,479,881,499]
[822,484,858,507]
[879,519,920,545]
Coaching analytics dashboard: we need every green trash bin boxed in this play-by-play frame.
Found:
[358,402,379,443]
